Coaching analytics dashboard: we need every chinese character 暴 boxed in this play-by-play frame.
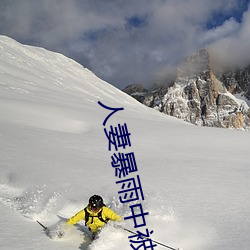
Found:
[111,152,138,178]
[98,101,124,126]
[104,123,131,151]
[124,203,149,228]
[129,229,157,250]
[116,175,144,203]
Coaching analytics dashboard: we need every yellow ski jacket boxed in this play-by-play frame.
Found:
[67,206,122,233]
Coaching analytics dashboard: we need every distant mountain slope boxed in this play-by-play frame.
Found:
[123,49,250,130]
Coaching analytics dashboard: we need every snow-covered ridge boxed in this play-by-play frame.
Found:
[0,35,144,108]
[0,35,153,134]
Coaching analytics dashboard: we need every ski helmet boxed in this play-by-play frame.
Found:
[89,195,104,210]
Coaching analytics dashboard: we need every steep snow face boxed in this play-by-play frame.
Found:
[0,36,250,250]
[0,35,145,110]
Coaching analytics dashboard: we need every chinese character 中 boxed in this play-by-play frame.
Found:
[111,152,138,178]
[116,175,144,203]
[124,203,149,228]
[104,123,131,151]
[98,101,124,126]
[129,229,157,250]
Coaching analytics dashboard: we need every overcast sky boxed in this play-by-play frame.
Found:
[0,0,249,89]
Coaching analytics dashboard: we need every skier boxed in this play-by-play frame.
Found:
[66,194,122,239]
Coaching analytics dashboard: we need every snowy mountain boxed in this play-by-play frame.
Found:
[124,49,250,130]
[0,36,250,250]
[217,65,250,100]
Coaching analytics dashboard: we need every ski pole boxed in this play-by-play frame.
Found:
[123,227,181,250]
[37,220,48,231]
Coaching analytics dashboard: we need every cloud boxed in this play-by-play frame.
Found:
[209,4,250,69]
[200,18,240,45]
[0,0,249,89]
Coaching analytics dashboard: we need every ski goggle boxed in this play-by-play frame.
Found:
[90,204,101,212]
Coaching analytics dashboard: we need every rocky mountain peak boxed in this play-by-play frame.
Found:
[177,49,210,78]
[123,49,250,130]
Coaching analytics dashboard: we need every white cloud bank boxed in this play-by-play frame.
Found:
[0,0,249,88]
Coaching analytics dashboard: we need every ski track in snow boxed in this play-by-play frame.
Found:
[0,179,213,250]
[0,181,62,221]
[0,181,96,249]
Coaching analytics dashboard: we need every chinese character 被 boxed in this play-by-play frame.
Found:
[98,101,124,126]
[104,123,131,151]
[124,203,149,228]
[129,229,157,250]
[116,175,144,203]
[111,152,138,178]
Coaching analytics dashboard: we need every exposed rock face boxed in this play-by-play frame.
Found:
[217,66,250,99]
[123,49,250,130]
[123,84,147,103]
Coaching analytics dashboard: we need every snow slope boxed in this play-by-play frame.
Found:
[0,35,250,250]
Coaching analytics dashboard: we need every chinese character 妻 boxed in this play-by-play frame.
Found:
[104,123,131,151]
